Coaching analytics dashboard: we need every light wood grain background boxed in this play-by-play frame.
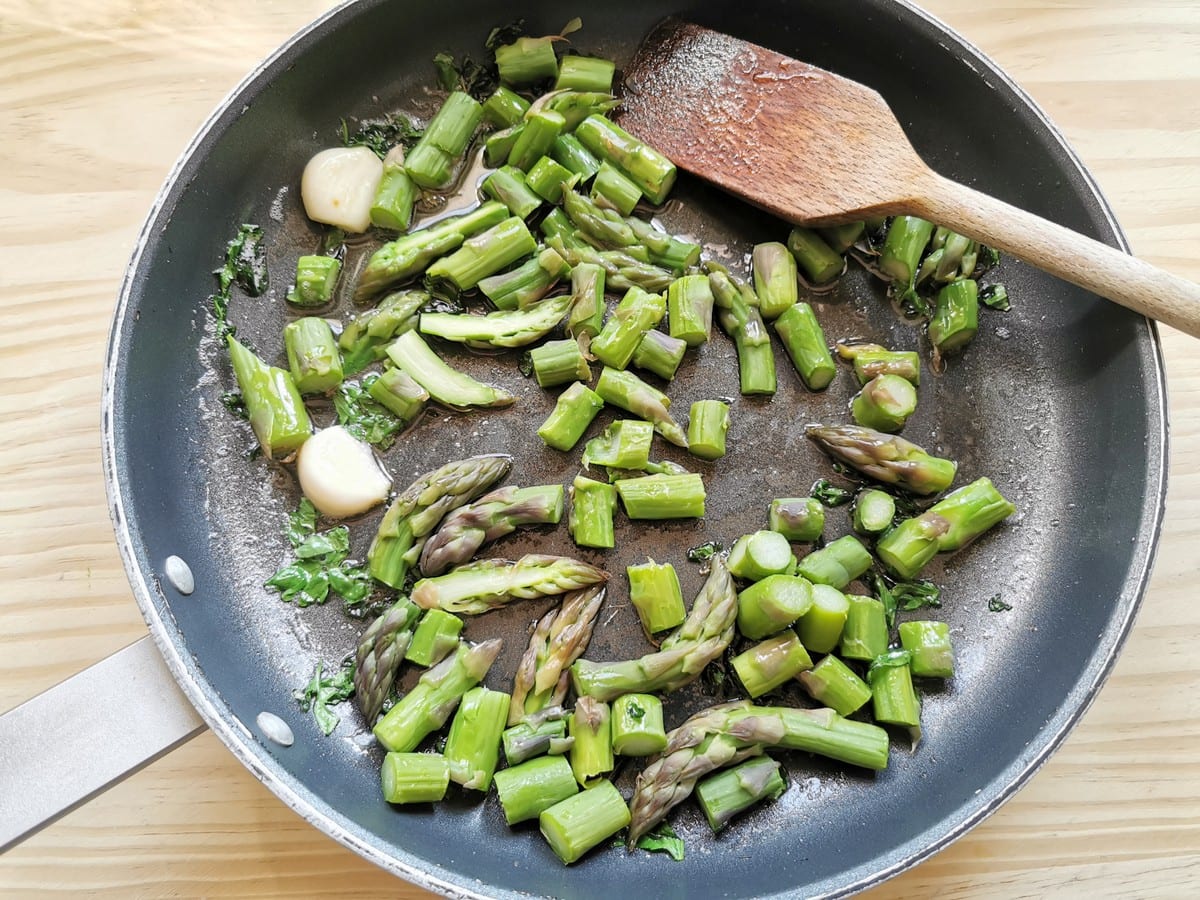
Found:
[1,0,1197,896]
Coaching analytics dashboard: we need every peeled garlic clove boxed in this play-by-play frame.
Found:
[296,425,391,518]
[300,147,383,233]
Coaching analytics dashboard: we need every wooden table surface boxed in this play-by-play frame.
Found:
[1,0,1198,896]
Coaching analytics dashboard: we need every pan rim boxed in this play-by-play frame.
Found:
[99,1,1169,897]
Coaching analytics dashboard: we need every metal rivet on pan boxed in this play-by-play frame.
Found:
[256,711,295,747]
[163,555,195,595]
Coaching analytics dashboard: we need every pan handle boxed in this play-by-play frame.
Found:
[0,635,206,851]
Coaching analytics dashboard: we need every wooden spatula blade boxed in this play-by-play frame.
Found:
[621,19,925,225]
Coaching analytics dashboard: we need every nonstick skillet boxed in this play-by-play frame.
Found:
[21,0,1170,896]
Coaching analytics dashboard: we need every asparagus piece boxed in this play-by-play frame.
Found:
[796,584,850,654]
[569,476,617,549]
[547,235,675,292]
[562,185,638,249]
[404,91,483,189]
[768,497,824,543]
[899,620,954,678]
[503,712,571,765]
[575,114,677,204]
[405,608,464,667]
[687,399,729,461]
[852,488,896,535]
[627,559,687,635]
[443,686,511,791]
[632,329,687,381]
[611,693,668,756]
[695,755,786,832]
[551,133,601,180]
[868,650,922,731]
[928,278,979,354]
[508,109,566,172]
[732,631,813,698]
[538,381,604,451]
[510,585,606,724]
[582,419,654,470]
[728,531,797,582]
[225,335,312,459]
[555,55,616,92]
[418,484,565,576]
[851,374,918,433]
[566,261,605,340]
[481,165,542,219]
[493,755,578,825]
[625,216,702,270]
[879,216,936,286]
[284,317,343,394]
[819,221,866,254]
[591,161,642,216]
[484,123,524,167]
[615,473,705,519]
[385,330,515,410]
[353,597,422,723]
[539,779,631,865]
[798,654,872,716]
[591,287,667,370]
[667,274,715,347]
[495,35,559,84]
[355,202,509,301]
[419,292,570,348]
[709,269,776,396]
[425,216,538,290]
[533,90,621,131]
[530,338,591,388]
[569,696,614,785]
[875,476,1015,578]
[367,453,512,588]
[370,146,419,231]
[837,341,922,386]
[411,553,609,615]
[980,283,1011,310]
[736,574,813,640]
[478,246,569,310]
[806,424,958,496]
[774,302,837,390]
[786,227,843,284]
[380,752,450,804]
[287,254,341,307]
[366,367,428,422]
[595,366,687,446]
[373,638,502,752]
[482,85,531,127]
[752,242,799,320]
[795,534,873,590]
[339,289,425,376]
[571,555,737,701]
[840,595,889,662]
[526,155,576,204]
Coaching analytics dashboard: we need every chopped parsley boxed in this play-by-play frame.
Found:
[811,479,854,508]
[210,223,267,339]
[266,500,374,609]
[635,822,685,861]
[988,594,1013,612]
[894,580,942,611]
[687,540,723,562]
[294,660,356,735]
[341,112,424,159]
[980,283,1011,311]
[334,377,404,449]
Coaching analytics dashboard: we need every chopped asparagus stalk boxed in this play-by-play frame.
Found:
[709,269,776,396]
[510,586,606,723]
[555,55,616,92]
[371,147,418,231]
[795,584,850,654]
[569,475,617,549]
[566,261,606,339]
[732,631,813,698]
[623,217,703,272]
[484,123,524,167]
[225,335,312,459]
[479,247,570,311]
[493,755,579,825]
[526,155,576,204]
[405,608,465,667]
[373,639,502,752]
[687,399,730,461]
[284,317,344,395]
[818,221,866,254]
[538,381,605,451]
[530,338,591,388]
[575,114,678,205]
[481,165,543,219]
[768,497,824,543]
[444,686,511,791]
[752,242,799,320]
[847,348,922,386]
[551,133,602,180]
[339,289,426,375]
[508,109,566,172]
[568,696,614,785]
[582,419,654,470]
[503,715,570,765]
[495,36,559,84]
[419,484,565,576]
[696,755,786,832]
[380,752,450,804]
[627,559,686,634]
[482,85,531,127]
[869,650,922,730]
[729,530,796,582]
[287,255,341,307]
[806,424,957,496]
[615,473,705,519]
[419,293,570,348]
[632,329,687,381]
[798,654,872,716]
[591,161,642,216]
[411,553,609,615]
[840,595,889,662]
[853,488,897,535]
[405,91,484,189]
[736,574,813,640]
[591,287,667,370]
[595,365,687,446]
[354,597,422,723]
[425,216,538,290]
[539,779,631,865]
[562,185,638,248]
[366,367,428,422]
[667,274,715,347]
[899,620,954,678]
[786,227,842,284]
[795,534,872,591]
[385,330,515,409]
[851,374,918,433]
[611,693,668,756]
[879,216,936,285]
[534,90,621,130]
[548,235,676,292]
[929,278,979,354]
[774,302,837,390]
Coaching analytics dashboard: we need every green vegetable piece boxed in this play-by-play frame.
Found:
[667,274,714,347]
[732,631,813,698]
[611,693,668,756]
[568,696,614,786]
[852,488,897,535]
[796,584,850,655]
[631,329,687,381]
[443,686,511,791]
[338,289,425,376]
[595,365,687,447]
[851,374,918,433]
[405,609,465,667]
[728,530,796,582]
[591,286,667,370]
[879,216,936,286]
[539,779,631,865]
[798,654,872,716]
[551,133,601,180]
[503,716,570,766]
[404,91,483,189]
[615,473,705,519]
[495,36,559,84]
[806,424,957,496]
[768,497,824,543]
[555,55,616,92]
[582,420,654,470]
[481,165,542,219]
[736,574,813,640]
[482,86,530,127]
[569,475,617,549]
[868,650,922,730]
[284,317,344,395]
[366,367,428,422]
[819,221,866,253]
[566,261,606,339]
[840,595,889,662]
[752,242,799,320]
[846,348,921,387]
[287,255,341,307]
[627,559,686,634]
[225,335,311,459]
[529,338,591,388]
[294,660,356,735]
[774,302,837,391]
[795,534,873,590]
[687,399,730,461]
[709,269,776,396]
[898,620,955,678]
[929,278,980,354]
[425,216,538,290]
[695,756,786,833]
[370,149,418,231]
[508,109,566,172]
[385,330,515,410]
[538,381,605,451]
[493,755,579,825]
[786,227,842,284]
[419,293,570,348]
[484,123,524,167]
[478,247,570,311]
[575,114,678,205]
[526,155,576,204]
[591,161,642,216]
[380,752,450,804]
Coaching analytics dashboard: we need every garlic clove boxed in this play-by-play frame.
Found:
[300,146,384,233]
[296,425,391,518]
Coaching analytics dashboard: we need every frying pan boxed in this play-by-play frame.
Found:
[0,0,1166,896]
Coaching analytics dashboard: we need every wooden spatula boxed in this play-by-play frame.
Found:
[620,19,1200,337]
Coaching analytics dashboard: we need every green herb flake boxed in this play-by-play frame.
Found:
[635,822,685,861]
[268,501,374,609]
[872,572,898,630]
[484,19,527,51]
[893,580,941,611]
[220,391,248,420]
[341,112,424,159]
[628,701,645,721]
[988,594,1013,612]
[980,283,1011,312]
[210,223,268,338]
[868,649,913,677]
[294,660,356,736]
[334,378,403,449]
[687,540,723,563]
[811,479,854,508]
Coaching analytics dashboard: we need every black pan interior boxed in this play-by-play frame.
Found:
[105,0,1166,897]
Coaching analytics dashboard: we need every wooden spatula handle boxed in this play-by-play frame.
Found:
[912,173,1200,338]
